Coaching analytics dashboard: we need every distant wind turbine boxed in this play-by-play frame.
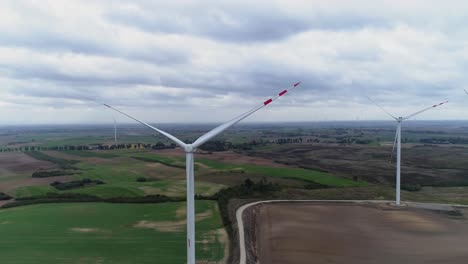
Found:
[89,82,301,264]
[112,115,117,145]
[367,96,448,205]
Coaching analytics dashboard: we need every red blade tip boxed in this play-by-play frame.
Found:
[279,90,288,96]
[263,99,273,105]
[293,82,301,87]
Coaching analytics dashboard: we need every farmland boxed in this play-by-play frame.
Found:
[2,121,468,205]
[252,202,468,264]
[0,201,227,264]
[1,121,468,263]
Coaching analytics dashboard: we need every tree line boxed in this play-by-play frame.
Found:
[0,142,177,152]
[1,135,394,154]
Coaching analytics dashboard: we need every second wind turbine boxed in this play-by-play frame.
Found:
[367,97,448,205]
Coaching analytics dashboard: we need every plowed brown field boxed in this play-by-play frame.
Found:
[255,203,468,264]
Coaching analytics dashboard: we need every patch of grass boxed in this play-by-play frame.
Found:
[14,178,224,201]
[38,159,222,198]
[74,162,147,183]
[196,158,365,187]
[69,178,225,199]
[24,151,78,169]
[131,153,364,187]
[131,153,186,168]
[415,186,468,205]
[62,151,119,159]
[15,186,57,198]
[41,137,106,148]
[287,185,394,200]
[67,184,145,198]
[0,201,226,264]
[141,180,226,197]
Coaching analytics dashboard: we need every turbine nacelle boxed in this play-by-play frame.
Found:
[184,144,195,153]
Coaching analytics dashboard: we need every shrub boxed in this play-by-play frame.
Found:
[106,195,177,204]
[32,170,73,178]
[401,184,422,192]
[0,192,12,200]
[50,179,105,190]
[304,182,329,190]
[136,177,147,182]
[4,193,179,209]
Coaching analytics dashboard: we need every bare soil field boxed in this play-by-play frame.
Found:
[254,203,468,264]
[0,152,56,177]
[0,152,71,194]
[0,175,71,194]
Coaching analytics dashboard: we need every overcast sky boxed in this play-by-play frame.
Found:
[0,0,467,125]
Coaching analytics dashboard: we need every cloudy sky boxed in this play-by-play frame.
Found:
[0,0,467,125]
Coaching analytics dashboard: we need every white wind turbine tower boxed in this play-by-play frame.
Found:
[112,115,117,145]
[367,97,448,205]
[91,82,301,264]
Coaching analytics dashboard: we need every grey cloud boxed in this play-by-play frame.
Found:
[107,11,310,43]
[105,1,386,43]
[0,1,467,124]
[0,64,160,87]
[0,31,188,66]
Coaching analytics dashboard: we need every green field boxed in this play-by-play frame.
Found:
[24,151,79,169]
[15,179,225,199]
[195,158,365,187]
[0,201,227,264]
[5,123,468,264]
[14,185,57,197]
[129,152,364,187]
[13,156,225,199]
[63,150,119,159]
[130,153,186,168]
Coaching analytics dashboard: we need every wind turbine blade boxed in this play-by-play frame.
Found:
[104,104,187,149]
[390,129,398,163]
[82,97,187,149]
[366,96,398,120]
[403,100,448,120]
[192,82,302,149]
[464,89,468,95]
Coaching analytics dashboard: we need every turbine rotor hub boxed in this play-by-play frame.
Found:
[184,144,195,153]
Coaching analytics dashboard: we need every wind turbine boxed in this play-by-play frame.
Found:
[367,97,448,205]
[90,82,301,264]
[112,115,118,145]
